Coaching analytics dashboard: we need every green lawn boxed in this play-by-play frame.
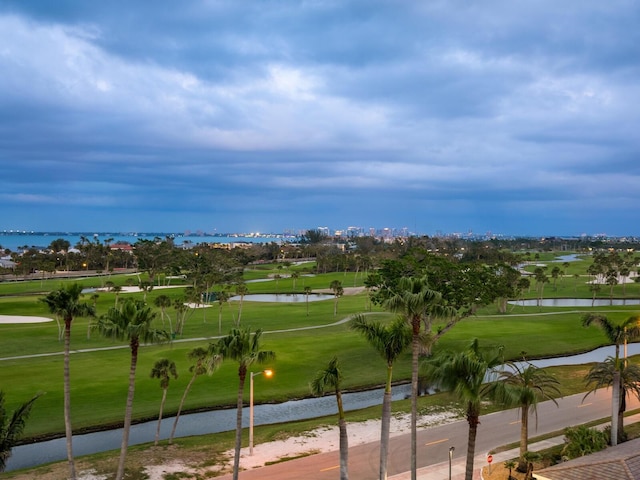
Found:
[1,257,639,441]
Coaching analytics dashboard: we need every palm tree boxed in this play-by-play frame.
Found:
[41,283,95,480]
[150,358,178,446]
[94,299,170,480]
[584,357,640,444]
[214,328,276,480]
[330,280,344,317]
[423,339,507,480]
[497,360,561,471]
[234,283,249,326]
[311,356,349,480]
[350,315,411,480]
[154,294,173,333]
[291,271,300,291]
[382,276,455,480]
[582,314,640,445]
[216,289,230,334]
[0,391,40,472]
[304,286,312,316]
[169,347,222,443]
[112,285,122,306]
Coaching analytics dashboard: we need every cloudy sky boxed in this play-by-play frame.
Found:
[1,1,639,237]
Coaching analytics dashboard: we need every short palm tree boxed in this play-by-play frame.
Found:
[150,358,178,446]
[0,391,40,472]
[311,356,348,480]
[41,283,95,480]
[423,339,507,480]
[382,276,455,480]
[350,315,411,480]
[582,314,640,445]
[94,299,170,480]
[215,328,275,480]
[169,347,222,443]
[497,360,561,471]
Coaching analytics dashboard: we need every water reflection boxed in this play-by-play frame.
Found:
[229,293,333,303]
[7,384,411,471]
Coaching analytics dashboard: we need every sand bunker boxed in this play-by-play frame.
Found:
[0,315,53,324]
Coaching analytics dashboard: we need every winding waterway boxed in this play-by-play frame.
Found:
[7,342,640,472]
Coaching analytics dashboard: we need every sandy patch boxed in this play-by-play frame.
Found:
[0,315,53,324]
[131,409,461,479]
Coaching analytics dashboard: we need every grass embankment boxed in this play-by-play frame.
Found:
[1,254,640,476]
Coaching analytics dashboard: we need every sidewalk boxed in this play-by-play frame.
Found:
[391,412,640,479]
[388,436,564,480]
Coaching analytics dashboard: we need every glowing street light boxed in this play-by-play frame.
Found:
[249,369,273,455]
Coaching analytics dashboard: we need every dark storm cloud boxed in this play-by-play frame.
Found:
[0,0,639,235]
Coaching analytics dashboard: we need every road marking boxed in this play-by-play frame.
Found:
[320,465,339,472]
[425,438,449,446]
[578,403,592,408]
[509,420,521,425]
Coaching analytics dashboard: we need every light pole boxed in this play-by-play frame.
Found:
[249,369,273,455]
[449,446,455,480]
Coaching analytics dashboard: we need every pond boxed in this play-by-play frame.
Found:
[510,298,640,307]
[229,293,333,303]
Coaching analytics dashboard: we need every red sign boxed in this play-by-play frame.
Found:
[487,455,493,464]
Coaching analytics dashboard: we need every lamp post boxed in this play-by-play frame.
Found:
[449,446,455,480]
[249,369,273,455]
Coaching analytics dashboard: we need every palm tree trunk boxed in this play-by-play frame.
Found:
[336,390,349,480]
[611,369,620,446]
[116,339,139,480]
[618,383,625,444]
[465,408,480,480]
[155,388,167,446]
[232,369,246,480]
[410,318,420,480]
[518,405,529,471]
[379,366,393,480]
[63,317,76,480]
[169,372,198,444]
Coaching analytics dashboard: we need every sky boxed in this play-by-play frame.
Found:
[1,1,639,237]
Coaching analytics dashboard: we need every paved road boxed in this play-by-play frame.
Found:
[215,388,640,480]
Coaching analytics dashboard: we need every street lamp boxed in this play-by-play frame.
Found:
[449,446,455,480]
[249,369,273,455]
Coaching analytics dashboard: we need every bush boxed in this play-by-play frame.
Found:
[561,425,608,459]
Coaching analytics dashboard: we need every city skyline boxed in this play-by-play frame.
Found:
[1,2,639,237]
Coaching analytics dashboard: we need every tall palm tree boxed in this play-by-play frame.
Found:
[94,299,170,480]
[497,360,561,471]
[234,283,249,326]
[214,328,276,480]
[350,315,411,480]
[423,339,507,480]
[154,294,173,333]
[169,347,222,443]
[0,391,40,473]
[216,289,230,334]
[382,276,455,480]
[311,356,349,480]
[582,314,640,445]
[584,357,640,444]
[41,283,95,480]
[150,358,178,446]
[330,280,344,317]
[304,286,312,316]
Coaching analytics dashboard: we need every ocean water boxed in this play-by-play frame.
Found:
[0,232,291,251]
